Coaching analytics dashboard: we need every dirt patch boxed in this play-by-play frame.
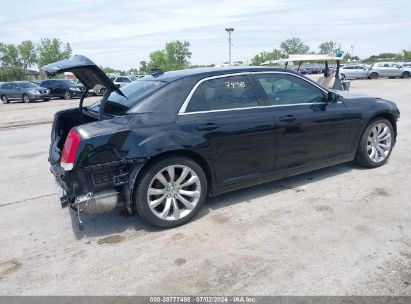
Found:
[373,188,391,197]
[97,234,126,245]
[175,258,187,266]
[313,205,334,214]
[212,213,230,224]
[0,260,22,280]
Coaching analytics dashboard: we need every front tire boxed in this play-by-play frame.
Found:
[368,72,379,79]
[22,94,31,103]
[401,71,410,78]
[355,118,394,168]
[64,91,71,100]
[134,156,208,228]
[1,95,9,104]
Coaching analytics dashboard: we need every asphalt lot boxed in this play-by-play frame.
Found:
[0,79,410,295]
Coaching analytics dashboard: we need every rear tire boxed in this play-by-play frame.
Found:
[340,74,346,80]
[22,94,31,103]
[401,71,410,78]
[1,95,9,104]
[134,156,207,228]
[355,118,394,168]
[368,72,379,79]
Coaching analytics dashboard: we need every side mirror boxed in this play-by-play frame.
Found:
[328,92,341,103]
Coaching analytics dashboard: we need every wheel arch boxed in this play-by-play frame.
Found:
[135,149,215,193]
[370,112,397,139]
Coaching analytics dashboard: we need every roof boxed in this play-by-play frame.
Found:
[141,66,291,82]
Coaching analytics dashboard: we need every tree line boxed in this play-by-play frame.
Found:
[0,38,72,81]
[2,37,410,81]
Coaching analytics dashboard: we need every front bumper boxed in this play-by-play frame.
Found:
[69,90,86,97]
[29,93,50,100]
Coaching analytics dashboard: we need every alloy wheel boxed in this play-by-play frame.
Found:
[1,95,8,104]
[147,164,201,221]
[367,122,392,163]
[23,95,30,103]
[64,91,71,100]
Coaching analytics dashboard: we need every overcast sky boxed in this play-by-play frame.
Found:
[0,0,410,69]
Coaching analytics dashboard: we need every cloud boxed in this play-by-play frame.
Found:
[0,0,410,69]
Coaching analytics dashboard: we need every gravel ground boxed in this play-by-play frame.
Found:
[0,79,410,295]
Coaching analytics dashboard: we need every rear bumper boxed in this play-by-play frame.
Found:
[50,160,146,211]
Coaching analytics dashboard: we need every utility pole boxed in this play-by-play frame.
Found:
[350,45,355,59]
[225,27,234,66]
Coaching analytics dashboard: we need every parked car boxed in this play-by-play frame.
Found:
[367,62,411,79]
[340,65,369,79]
[40,79,87,99]
[400,62,411,68]
[43,55,400,228]
[0,81,50,104]
[110,76,137,87]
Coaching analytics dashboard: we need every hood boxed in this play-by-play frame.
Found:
[41,55,122,95]
[332,90,374,100]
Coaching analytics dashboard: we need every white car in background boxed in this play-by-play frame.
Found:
[339,64,369,79]
[110,76,139,87]
[367,62,411,79]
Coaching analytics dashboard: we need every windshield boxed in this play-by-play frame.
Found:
[89,79,166,116]
[19,82,39,89]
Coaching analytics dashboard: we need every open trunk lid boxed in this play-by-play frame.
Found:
[41,55,120,93]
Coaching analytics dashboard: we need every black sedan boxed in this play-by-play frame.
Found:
[40,79,86,100]
[43,55,400,228]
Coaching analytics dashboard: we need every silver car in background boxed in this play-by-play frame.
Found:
[339,64,369,79]
[367,62,411,79]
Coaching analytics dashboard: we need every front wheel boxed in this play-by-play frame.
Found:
[1,95,9,104]
[401,71,410,78]
[368,72,379,79]
[134,156,208,228]
[23,94,31,103]
[64,91,71,100]
[355,118,394,168]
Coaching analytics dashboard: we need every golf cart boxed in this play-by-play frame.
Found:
[263,54,349,91]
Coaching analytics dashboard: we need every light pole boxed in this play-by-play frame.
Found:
[225,27,234,66]
[350,45,355,59]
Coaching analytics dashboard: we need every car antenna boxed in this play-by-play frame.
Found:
[151,68,164,77]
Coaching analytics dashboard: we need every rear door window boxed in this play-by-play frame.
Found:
[185,75,258,112]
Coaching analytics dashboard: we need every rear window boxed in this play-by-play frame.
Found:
[89,80,166,116]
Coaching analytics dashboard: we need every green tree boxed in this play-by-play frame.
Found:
[37,38,72,67]
[0,43,23,81]
[365,53,402,62]
[147,40,192,71]
[250,49,285,65]
[280,37,309,55]
[403,49,411,60]
[18,40,37,73]
[139,60,149,74]
[318,41,340,55]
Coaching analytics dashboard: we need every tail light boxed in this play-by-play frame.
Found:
[61,129,81,171]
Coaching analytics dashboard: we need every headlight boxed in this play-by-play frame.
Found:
[28,90,40,94]
[69,87,80,91]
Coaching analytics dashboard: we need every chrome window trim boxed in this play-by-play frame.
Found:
[178,71,329,115]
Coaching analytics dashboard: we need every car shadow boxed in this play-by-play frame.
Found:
[69,162,356,239]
